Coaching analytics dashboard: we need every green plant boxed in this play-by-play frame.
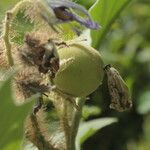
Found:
[0,0,135,150]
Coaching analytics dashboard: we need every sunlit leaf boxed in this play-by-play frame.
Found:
[73,0,95,9]
[76,118,117,150]
[90,0,131,49]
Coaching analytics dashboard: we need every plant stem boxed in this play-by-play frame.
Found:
[70,98,86,150]
[62,99,71,150]
[28,113,56,150]
[3,12,14,66]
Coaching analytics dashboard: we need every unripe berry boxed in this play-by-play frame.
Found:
[54,43,104,97]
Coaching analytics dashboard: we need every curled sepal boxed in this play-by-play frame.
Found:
[104,65,132,112]
[40,0,99,29]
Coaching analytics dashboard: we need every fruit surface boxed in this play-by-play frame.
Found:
[54,43,104,97]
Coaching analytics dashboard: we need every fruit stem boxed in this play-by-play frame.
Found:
[70,97,86,150]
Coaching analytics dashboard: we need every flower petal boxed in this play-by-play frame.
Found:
[45,0,89,16]
[62,10,100,29]
[44,0,100,29]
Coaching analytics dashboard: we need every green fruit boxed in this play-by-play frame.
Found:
[54,43,104,97]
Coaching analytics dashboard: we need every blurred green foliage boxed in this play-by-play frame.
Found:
[84,0,150,150]
[0,71,34,150]
[90,0,131,49]
[0,0,19,21]
[0,0,150,150]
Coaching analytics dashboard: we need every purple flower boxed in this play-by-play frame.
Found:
[42,0,99,30]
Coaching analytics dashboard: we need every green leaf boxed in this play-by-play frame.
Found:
[0,74,34,150]
[73,0,95,9]
[76,118,117,150]
[89,0,131,49]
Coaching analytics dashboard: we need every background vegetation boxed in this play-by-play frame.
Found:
[0,0,150,150]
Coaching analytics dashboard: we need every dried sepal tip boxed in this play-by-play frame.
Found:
[104,65,132,112]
